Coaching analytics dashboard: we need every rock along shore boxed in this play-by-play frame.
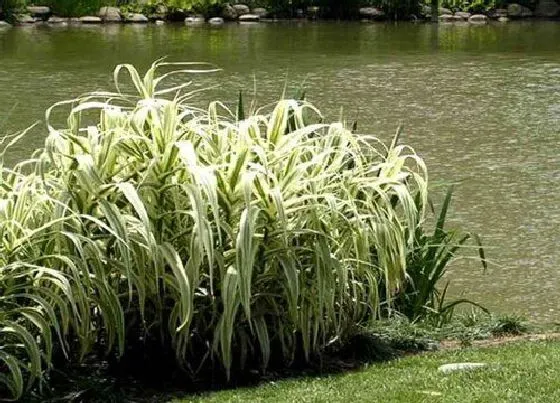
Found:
[1,2,559,27]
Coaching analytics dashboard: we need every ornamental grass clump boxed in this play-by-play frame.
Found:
[0,60,427,400]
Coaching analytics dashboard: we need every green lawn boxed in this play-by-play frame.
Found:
[174,341,560,403]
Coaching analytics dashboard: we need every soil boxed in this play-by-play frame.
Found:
[438,332,560,350]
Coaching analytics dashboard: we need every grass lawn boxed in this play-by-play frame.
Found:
[173,340,560,403]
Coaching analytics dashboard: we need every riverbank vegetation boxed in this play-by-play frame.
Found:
[0,60,496,400]
[0,0,551,22]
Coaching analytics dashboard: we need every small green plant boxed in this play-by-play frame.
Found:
[0,0,26,20]
[145,0,223,13]
[384,186,488,325]
[44,0,120,17]
[369,316,438,352]
[369,311,525,352]
[489,315,528,336]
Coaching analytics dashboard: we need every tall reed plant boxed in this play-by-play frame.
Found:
[0,60,427,399]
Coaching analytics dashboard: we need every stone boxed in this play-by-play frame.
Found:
[496,8,509,16]
[439,14,455,22]
[498,16,510,22]
[209,17,224,25]
[252,7,268,17]
[453,14,466,21]
[490,8,508,18]
[438,363,487,373]
[521,6,534,16]
[359,7,385,18]
[454,11,471,19]
[26,6,50,16]
[439,7,452,15]
[15,14,35,24]
[79,16,102,24]
[307,6,320,15]
[239,14,259,22]
[222,4,237,20]
[185,15,205,24]
[125,13,148,23]
[98,6,121,22]
[155,4,168,15]
[69,17,81,24]
[48,16,68,23]
[536,0,560,16]
[420,4,432,16]
[469,14,488,23]
[155,20,165,25]
[0,20,11,27]
[507,3,523,15]
[507,3,533,17]
[232,4,250,15]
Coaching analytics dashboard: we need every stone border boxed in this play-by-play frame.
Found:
[1,2,558,27]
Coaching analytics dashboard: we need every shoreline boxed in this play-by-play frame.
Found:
[2,3,560,27]
[1,16,559,28]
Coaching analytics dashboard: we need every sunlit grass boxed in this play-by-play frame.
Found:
[180,340,560,403]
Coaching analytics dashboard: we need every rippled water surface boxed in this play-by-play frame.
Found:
[1,21,560,321]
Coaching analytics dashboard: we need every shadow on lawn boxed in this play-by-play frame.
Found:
[30,332,417,403]
[29,314,538,402]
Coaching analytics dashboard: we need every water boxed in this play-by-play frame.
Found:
[1,21,560,322]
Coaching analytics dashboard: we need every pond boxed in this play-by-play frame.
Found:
[1,21,559,322]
